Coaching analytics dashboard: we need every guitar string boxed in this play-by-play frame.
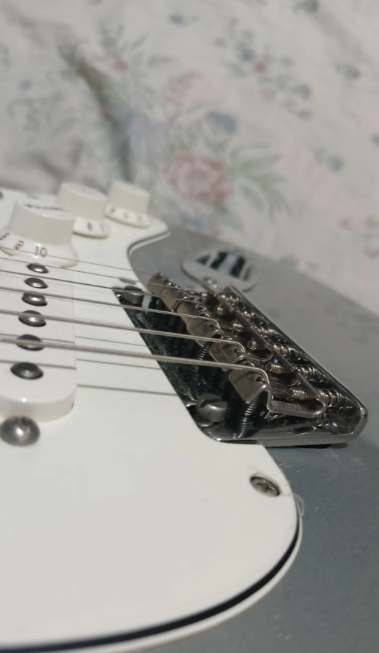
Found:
[0,244,196,278]
[0,205,247,371]
[74,334,147,348]
[0,307,241,348]
[0,283,217,323]
[0,334,253,372]
[0,250,206,290]
[0,266,204,304]
[0,251,241,364]
[0,253,205,297]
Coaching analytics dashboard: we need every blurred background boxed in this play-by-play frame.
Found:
[0,0,378,314]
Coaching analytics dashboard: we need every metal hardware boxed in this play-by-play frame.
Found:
[266,361,290,375]
[204,277,218,289]
[182,248,258,292]
[215,304,231,317]
[229,369,268,404]
[317,388,351,408]
[250,476,280,497]
[118,276,138,285]
[296,364,328,382]
[272,342,301,358]
[289,387,349,407]
[11,362,43,379]
[27,263,48,274]
[4,306,239,347]
[237,394,263,438]
[22,292,47,307]
[118,273,368,446]
[0,416,40,446]
[0,335,263,373]
[16,334,44,351]
[196,394,228,423]
[19,310,46,327]
[209,341,246,367]
[0,282,213,323]
[194,414,213,429]
[231,320,247,332]
[247,339,266,352]
[267,361,327,383]
[254,325,278,338]
[2,262,208,300]
[24,277,48,290]
[117,285,144,307]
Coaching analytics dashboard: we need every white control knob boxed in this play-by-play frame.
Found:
[0,200,78,267]
[58,183,109,238]
[106,181,150,228]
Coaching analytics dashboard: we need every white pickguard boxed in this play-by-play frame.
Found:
[0,189,300,652]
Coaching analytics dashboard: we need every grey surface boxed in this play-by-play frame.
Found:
[130,229,379,653]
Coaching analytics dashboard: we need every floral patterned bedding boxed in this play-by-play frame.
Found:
[0,0,378,314]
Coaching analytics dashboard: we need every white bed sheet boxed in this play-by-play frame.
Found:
[0,0,378,313]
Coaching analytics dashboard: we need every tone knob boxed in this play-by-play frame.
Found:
[106,181,150,228]
[0,200,78,267]
[58,183,109,238]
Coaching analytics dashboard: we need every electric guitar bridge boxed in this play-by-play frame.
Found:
[117,273,367,446]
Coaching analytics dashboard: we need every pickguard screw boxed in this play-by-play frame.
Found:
[250,476,280,497]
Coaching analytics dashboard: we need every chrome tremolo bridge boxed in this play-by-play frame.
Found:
[116,273,368,446]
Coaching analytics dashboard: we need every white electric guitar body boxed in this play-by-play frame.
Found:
[0,183,302,652]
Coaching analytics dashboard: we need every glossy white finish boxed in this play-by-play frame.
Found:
[79,526,302,653]
[58,183,109,238]
[0,199,78,264]
[0,188,299,651]
[106,180,150,227]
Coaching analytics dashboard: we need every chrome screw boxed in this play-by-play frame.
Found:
[250,476,280,497]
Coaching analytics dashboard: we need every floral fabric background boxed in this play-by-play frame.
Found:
[0,0,378,314]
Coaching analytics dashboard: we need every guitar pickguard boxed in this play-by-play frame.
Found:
[0,186,300,652]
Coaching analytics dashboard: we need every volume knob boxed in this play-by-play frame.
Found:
[106,181,150,228]
[0,200,78,267]
[58,183,109,238]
